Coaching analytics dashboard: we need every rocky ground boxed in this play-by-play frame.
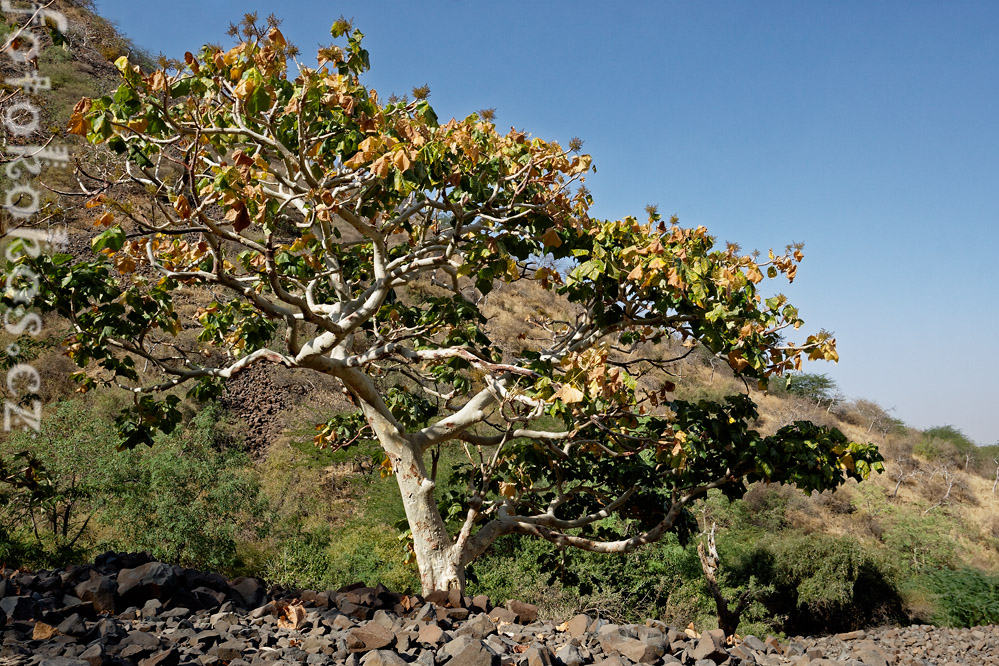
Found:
[0,554,996,666]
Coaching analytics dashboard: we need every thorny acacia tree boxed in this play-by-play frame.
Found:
[12,16,882,593]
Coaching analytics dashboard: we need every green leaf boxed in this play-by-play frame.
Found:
[91,227,126,253]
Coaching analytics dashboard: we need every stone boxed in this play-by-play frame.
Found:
[459,612,496,639]
[210,640,248,661]
[488,606,518,624]
[604,634,663,664]
[78,643,107,666]
[74,573,117,614]
[505,600,538,624]
[522,644,554,666]
[854,648,889,666]
[556,643,585,666]
[0,595,38,621]
[117,562,177,601]
[230,577,267,609]
[138,648,181,666]
[566,614,591,638]
[347,624,395,652]
[417,622,446,645]
[440,635,497,666]
[361,650,408,666]
[688,629,728,664]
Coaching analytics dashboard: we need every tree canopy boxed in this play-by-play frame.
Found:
[6,14,882,593]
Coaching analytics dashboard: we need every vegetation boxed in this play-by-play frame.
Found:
[8,10,883,595]
[1,1,996,638]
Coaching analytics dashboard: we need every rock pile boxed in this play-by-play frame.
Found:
[1,553,997,666]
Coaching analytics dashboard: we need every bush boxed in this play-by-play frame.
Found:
[925,568,999,627]
[97,405,267,572]
[725,532,906,634]
[0,398,266,573]
[467,531,705,624]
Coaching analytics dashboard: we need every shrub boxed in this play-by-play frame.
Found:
[97,405,267,572]
[0,398,266,573]
[725,532,906,634]
[925,568,999,627]
[467,531,705,624]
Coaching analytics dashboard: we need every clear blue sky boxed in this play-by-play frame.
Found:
[93,1,999,444]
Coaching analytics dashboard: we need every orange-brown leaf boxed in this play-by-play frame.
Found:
[277,603,306,630]
[174,195,192,220]
[541,227,563,248]
[727,350,749,373]
[148,70,167,92]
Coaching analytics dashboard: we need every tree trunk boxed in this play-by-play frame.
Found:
[697,523,749,639]
[345,375,465,594]
[393,442,465,594]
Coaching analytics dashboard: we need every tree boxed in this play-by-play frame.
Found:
[8,15,882,593]
[784,372,841,411]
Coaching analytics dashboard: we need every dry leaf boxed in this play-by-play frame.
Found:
[148,70,167,92]
[277,603,307,630]
[541,228,562,248]
[33,622,59,640]
[685,622,700,639]
[554,384,584,404]
[174,195,192,220]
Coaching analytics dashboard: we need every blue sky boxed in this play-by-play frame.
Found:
[92,1,999,444]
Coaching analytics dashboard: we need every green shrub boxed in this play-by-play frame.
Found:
[0,398,121,567]
[467,531,705,624]
[725,531,906,634]
[97,405,267,572]
[1,399,266,573]
[924,568,999,627]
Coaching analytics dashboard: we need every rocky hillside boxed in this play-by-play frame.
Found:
[1,554,997,666]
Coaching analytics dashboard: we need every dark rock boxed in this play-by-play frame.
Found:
[458,612,496,639]
[138,647,181,666]
[210,640,248,661]
[522,644,555,666]
[505,600,538,624]
[0,595,38,621]
[117,562,177,602]
[440,635,497,666]
[72,575,117,616]
[556,642,586,666]
[688,629,728,664]
[78,643,108,666]
[230,577,267,609]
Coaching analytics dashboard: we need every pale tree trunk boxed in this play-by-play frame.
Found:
[340,366,466,594]
[392,441,465,594]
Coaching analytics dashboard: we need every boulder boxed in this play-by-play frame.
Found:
[75,572,117,614]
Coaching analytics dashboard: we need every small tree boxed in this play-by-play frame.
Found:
[9,15,882,593]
